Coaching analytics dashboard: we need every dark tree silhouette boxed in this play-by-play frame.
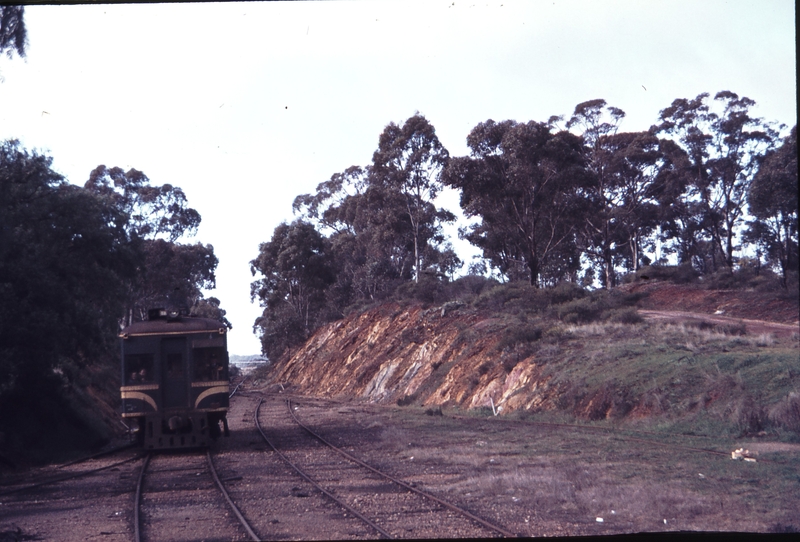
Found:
[0,6,26,59]
[250,220,335,359]
[443,119,587,287]
[745,126,798,286]
[371,114,453,283]
[655,91,780,271]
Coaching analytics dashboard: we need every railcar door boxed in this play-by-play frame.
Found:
[161,338,189,409]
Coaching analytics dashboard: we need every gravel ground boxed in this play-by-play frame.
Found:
[264,389,800,537]
[0,450,141,541]
[2,384,798,540]
[138,451,251,541]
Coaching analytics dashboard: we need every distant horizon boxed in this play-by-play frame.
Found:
[229,353,269,361]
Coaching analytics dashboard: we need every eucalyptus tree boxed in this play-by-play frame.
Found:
[567,99,627,288]
[745,126,798,286]
[84,165,220,325]
[133,239,219,319]
[603,131,667,273]
[293,115,459,304]
[655,91,780,270]
[85,165,201,242]
[250,220,335,359]
[443,119,587,287]
[294,165,415,303]
[371,114,453,283]
[0,141,134,418]
[0,5,26,59]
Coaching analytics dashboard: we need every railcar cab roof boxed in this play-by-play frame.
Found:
[119,308,227,338]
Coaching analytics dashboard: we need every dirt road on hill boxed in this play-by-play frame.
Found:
[638,309,800,338]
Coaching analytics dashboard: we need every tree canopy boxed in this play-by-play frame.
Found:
[655,91,781,271]
[442,119,586,287]
[745,127,798,285]
[250,220,335,359]
[0,139,229,460]
[0,6,26,60]
[253,94,793,361]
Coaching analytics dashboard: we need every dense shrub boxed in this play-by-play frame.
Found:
[444,275,498,300]
[557,296,607,324]
[394,274,448,304]
[545,281,588,305]
[608,307,644,324]
[555,289,646,324]
[472,281,539,312]
[623,264,699,284]
[769,392,800,434]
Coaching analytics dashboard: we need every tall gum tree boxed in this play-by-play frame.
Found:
[294,116,459,303]
[443,119,586,287]
[603,131,666,273]
[0,141,134,399]
[250,220,334,359]
[655,91,780,271]
[371,114,452,283]
[84,165,218,325]
[567,99,626,288]
[745,126,798,286]
[294,165,420,301]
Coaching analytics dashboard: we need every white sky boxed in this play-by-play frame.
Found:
[0,0,795,355]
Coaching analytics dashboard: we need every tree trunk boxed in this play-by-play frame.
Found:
[603,242,614,289]
[413,234,419,283]
[630,234,640,272]
[528,252,540,288]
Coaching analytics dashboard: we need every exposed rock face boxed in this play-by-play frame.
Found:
[267,303,559,415]
[263,283,799,422]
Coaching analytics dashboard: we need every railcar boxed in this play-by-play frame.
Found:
[120,308,230,449]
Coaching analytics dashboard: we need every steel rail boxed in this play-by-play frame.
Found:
[254,398,393,539]
[0,443,138,489]
[133,453,151,542]
[229,377,246,398]
[56,442,138,469]
[286,399,517,538]
[0,454,142,497]
[206,449,261,541]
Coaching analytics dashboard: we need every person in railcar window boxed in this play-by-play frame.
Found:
[126,354,154,384]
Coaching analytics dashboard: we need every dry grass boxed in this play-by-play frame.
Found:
[434,449,774,531]
[768,392,800,433]
[305,395,800,536]
[751,333,776,347]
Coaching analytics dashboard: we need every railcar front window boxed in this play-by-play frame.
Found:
[166,353,184,378]
[193,347,227,381]
[125,354,154,384]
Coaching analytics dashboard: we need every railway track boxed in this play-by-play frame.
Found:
[0,445,141,497]
[254,395,516,538]
[133,450,259,542]
[0,447,141,541]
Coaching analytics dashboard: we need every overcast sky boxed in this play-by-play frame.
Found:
[0,0,795,355]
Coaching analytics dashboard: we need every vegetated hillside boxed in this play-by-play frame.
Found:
[263,274,800,438]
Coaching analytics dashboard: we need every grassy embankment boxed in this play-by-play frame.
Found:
[261,265,799,441]
[455,270,799,441]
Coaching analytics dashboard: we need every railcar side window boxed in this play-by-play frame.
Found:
[125,354,154,384]
[193,347,227,381]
